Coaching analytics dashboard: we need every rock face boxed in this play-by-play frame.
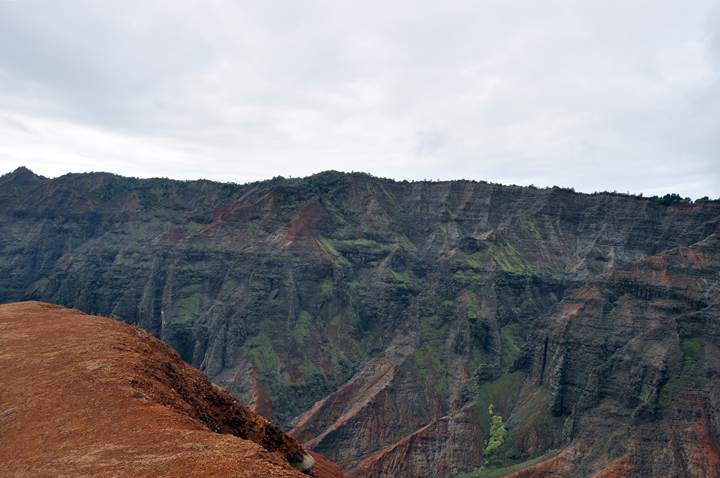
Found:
[0,301,342,478]
[502,232,720,477]
[1,166,719,477]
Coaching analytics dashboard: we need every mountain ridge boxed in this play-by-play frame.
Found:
[1,167,718,477]
[3,165,713,202]
[0,300,343,477]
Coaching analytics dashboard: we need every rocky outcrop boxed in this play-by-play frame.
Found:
[505,232,720,477]
[1,167,719,476]
[0,301,342,477]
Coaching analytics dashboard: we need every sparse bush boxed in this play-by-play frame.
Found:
[656,193,690,206]
[484,404,507,463]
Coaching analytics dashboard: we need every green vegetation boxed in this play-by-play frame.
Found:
[298,357,321,378]
[483,404,507,461]
[390,268,412,284]
[461,241,530,274]
[6,166,716,478]
[680,337,704,386]
[377,183,400,209]
[656,193,691,206]
[453,270,486,282]
[490,242,530,274]
[469,373,523,434]
[671,316,706,392]
[243,334,279,377]
[500,324,522,366]
[459,383,553,477]
[294,310,312,345]
[316,237,350,266]
[176,292,202,323]
[396,233,418,253]
[336,238,380,248]
[415,314,450,397]
[320,278,334,294]
[454,453,557,478]
[519,216,541,240]
[682,338,701,371]
[457,385,553,478]
[463,291,481,318]
[465,251,487,269]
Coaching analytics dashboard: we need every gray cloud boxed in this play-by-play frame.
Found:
[0,0,718,198]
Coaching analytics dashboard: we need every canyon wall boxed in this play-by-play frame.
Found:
[1,166,718,476]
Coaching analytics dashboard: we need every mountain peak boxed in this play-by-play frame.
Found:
[2,166,44,184]
[12,165,34,174]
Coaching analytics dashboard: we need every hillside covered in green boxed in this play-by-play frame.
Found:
[1,166,719,478]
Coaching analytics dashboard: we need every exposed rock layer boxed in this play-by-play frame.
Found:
[506,233,720,477]
[1,167,719,477]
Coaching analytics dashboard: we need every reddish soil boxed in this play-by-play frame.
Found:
[505,448,576,478]
[272,200,327,248]
[0,301,342,478]
[308,452,345,478]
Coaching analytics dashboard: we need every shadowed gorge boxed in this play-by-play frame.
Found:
[1,167,719,477]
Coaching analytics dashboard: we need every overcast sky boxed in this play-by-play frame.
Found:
[0,1,718,198]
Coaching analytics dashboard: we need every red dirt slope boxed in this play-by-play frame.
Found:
[0,301,343,478]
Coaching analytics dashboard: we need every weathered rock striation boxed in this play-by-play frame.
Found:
[1,166,719,476]
[501,232,720,477]
[0,301,342,477]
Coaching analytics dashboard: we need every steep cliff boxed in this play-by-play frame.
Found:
[505,232,720,477]
[0,301,342,477]
[1,167,718,476]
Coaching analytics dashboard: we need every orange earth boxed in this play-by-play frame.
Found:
[0,301,343,478]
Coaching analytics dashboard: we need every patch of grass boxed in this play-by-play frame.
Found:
[378,183,400,209]
[681,337,703,384]
[470,373,524,435]
[489,243,530,274]
[294,310,312,345]
[336,238,382,248]
[463,291,481,318]
[316,237,351,267]
[420,314,449,345]
[458,241,531,274]
[298,358,321,378]
[463,291,492,370]
[415,348,449,398]
[500,324,522,366]
[320,278,334,294]
[454,270,485,282]
[390,269,412,284]
[455,452,556,478]
[460,377,548,477]
[415,315,450,397]
[316,237,340,256]
[518,216,541,240]
[243,334,279,377]
[639,379,655,404]
[466,251,489,269]
[176,292,202,323]
[396,233,418,253]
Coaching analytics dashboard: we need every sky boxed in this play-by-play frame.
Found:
[0,1,718,198]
